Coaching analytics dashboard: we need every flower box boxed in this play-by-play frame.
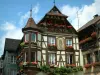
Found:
[66,64,76,67]
[48,44,57,50]
[66,46,73,50]
[79,37,92,44]
[20,62,38,67]
[92,62,100,66]
[84,64,92,68]
[91,32,96,37]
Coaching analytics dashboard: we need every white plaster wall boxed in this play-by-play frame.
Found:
[42,50,46,53]
[80,49,84,66]
[57,55,60,61]
[62,55,65,61]
[43,55,46,61]
[61,51,65,54]
[37,51,41,61]
[73,38,75,43]
[57,51,60,54]
[43,36,47,41]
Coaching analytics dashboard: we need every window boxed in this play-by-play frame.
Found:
[25,34,29,42]
[94,51,99,62]
[48,37,55,45]
[66,53,73,64]
[11,70,17,75]
[31,33,36,42]
[11,56,16,64]
[49,53,56,64]
[31,52,36,62]
[66,39,72,46]
[86,53,92,64]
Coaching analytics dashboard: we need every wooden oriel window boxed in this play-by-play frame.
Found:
[48,37,55,45]
[49,53,56,65]
[31,33,36,42]
[25,34,29,42]
[66,39,72,46]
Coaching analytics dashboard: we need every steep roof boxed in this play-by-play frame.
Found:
[4,38,20,51]
[2,38,20,59]
[24,18,37,29]
[22,17,41,32]
[78,15,100,32]
[46,5,68,18]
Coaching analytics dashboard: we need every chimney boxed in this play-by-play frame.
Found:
[94,14,98,18]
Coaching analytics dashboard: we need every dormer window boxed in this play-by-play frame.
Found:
[48,37,55,45]
[25,34,29,42]
[66,39,72,46]
[31,33,36,42]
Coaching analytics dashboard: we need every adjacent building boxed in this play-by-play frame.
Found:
[78,14,100,75]
[16,5,81,75]
[0,57,3,75]
[2,38,20,75]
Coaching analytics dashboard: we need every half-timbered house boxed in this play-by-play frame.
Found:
[16,5,81,75]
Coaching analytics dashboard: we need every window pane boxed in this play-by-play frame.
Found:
[49,53,56,64]
[66,53,73,64]
[31,33,36,42]
[31,52,35,62]
[48,37,55,45]
[66,39,72,46]
[25,34,29,42]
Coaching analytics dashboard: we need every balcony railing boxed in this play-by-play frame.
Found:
[79,32,97,45]
[80,41,98,50]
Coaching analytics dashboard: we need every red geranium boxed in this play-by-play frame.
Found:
[84,64,92,68]
[31,62,38,65]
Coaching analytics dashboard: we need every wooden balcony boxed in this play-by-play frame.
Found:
[80,41,98,51]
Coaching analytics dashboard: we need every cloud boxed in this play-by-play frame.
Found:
[61,0,100,30]
[0,22,16,31]
[33,3,39,14]
[0,3,40,56]
[19,3,40,26]
[0,22,23,56]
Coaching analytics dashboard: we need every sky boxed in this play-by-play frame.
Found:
[0,0,100,56]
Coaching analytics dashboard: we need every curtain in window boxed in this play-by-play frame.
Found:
[25,34,29,42]
[49,53,55,64]
[48,37,55,45]
[66,53,73,64]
